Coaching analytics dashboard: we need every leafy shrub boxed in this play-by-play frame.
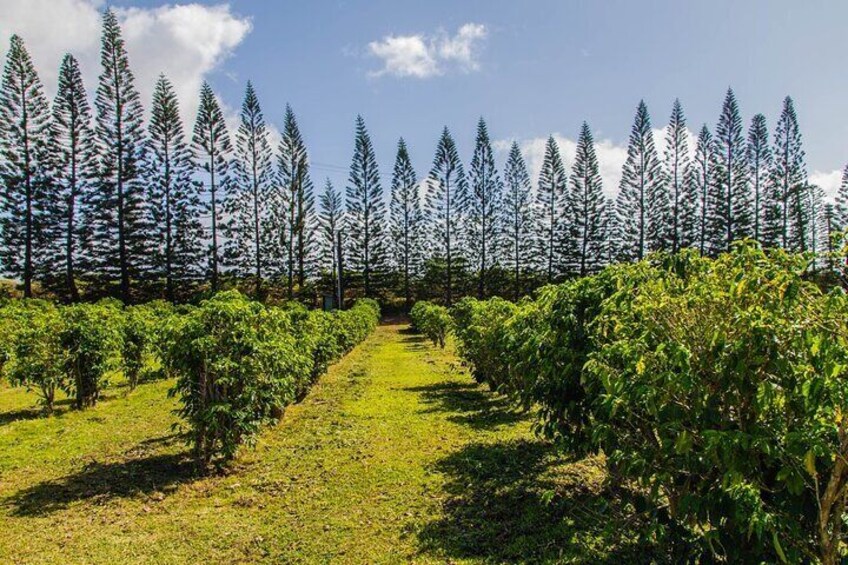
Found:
[59,301,124,408]
[164,291,378,470]
[585,244,848,562]
[5,301,65,413]
[410,301,451,348]
[449,243,848,563]
[121,305,155,390]
[449,297,517,390]
[336,299,381,352]
[164,291,307,468]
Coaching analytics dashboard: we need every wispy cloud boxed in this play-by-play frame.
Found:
[496,126,698,200]
[810,168,844,199]
[367,23,487,79]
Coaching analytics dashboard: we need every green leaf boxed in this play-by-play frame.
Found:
[804,450,816,477]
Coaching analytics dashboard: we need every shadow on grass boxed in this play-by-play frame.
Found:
[0,406,55,426]
[417,439,659,563]
[7,438,198,517]
[0,397,79,426]
[400,333,429,352]
[405,381,528,430]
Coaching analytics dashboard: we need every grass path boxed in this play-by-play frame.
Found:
[0,322,635,564]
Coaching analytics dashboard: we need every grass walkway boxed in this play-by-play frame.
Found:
[0,322,639,564]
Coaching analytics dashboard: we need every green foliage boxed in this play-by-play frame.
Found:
[121,305,155,390]
[1,299,123,412]
[586,244,848,562]
[163,291,378,470]
[4,301,64,412]
[59,301,124,408]
[450,243,848,563]
[410,301,451,348]
[449,297,516,390]
[336,298,381,351]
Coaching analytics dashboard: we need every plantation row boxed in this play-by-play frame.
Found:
[0,293,379,468]
[413,242,848,564]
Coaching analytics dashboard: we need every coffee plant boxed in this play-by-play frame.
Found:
[163,291,379,470]
[410,301,451,348]
[60,301,124,408]
[4,301,65,413]
[449,242,848,564]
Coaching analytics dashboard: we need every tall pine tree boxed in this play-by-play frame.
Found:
[566,123,606,276]
[806,183,828,264]
[192,81,231,292]
[318,179,343,307]
[689,125,717,255]
[834,164,848,232]
[766,96,807,251]
[425,127,468,305]
[275,105,314,298]
[502,141,535,299]
[0,35,55,298]
[466,117,503,298]
[662,99,695,252]
[225,81,273,297]
[50,54,96,301]
[90,9,148,302]
[709,88,751,254]
[534,136,566,281]
[389,137,423,307]
[145,74,203,301]
[615,100,664,261]
[601,196,619,266]
[746,113,772,244]
[346,115,388,297]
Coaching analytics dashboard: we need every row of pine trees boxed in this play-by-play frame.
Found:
[1,10,845,306]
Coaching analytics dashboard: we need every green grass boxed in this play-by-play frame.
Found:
[0,323,653,563]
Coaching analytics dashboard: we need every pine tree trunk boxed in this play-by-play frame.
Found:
[113,54,130,303]
[251,154,261,298]
[297,186,305,291]
[336,230,344,310]
[22,93,33,298]
[403,221,410,309]
[445,174,452,306]
[165,147,174,302]
[66,123,79,301]
[209,152,219,293]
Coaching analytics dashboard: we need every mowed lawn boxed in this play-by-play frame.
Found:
[0,323,647,564]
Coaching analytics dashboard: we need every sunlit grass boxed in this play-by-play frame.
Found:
[0,323,652,563]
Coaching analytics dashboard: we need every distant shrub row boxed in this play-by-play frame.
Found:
[164,292,379,468]
[409,301,451,348]
[0,292,380,470]
[446,243,848,564]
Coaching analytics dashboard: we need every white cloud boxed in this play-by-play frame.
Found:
[0,0,251,126]
[496,132,626,199]
[810,169,844,200]
[437,23,486,72]
[651,127,697,164]
[497,125,699,200]
[368,35,438,79]
[367,23,487,79]
[0,0,103,90]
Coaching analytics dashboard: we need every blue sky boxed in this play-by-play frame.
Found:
[2,0,847,195]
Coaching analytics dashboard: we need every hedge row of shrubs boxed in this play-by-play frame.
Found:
[164,292,379,468]
[0,292,380,470]
[446,243,848,564]
[409,301,451,348]
[0,298,165,412]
